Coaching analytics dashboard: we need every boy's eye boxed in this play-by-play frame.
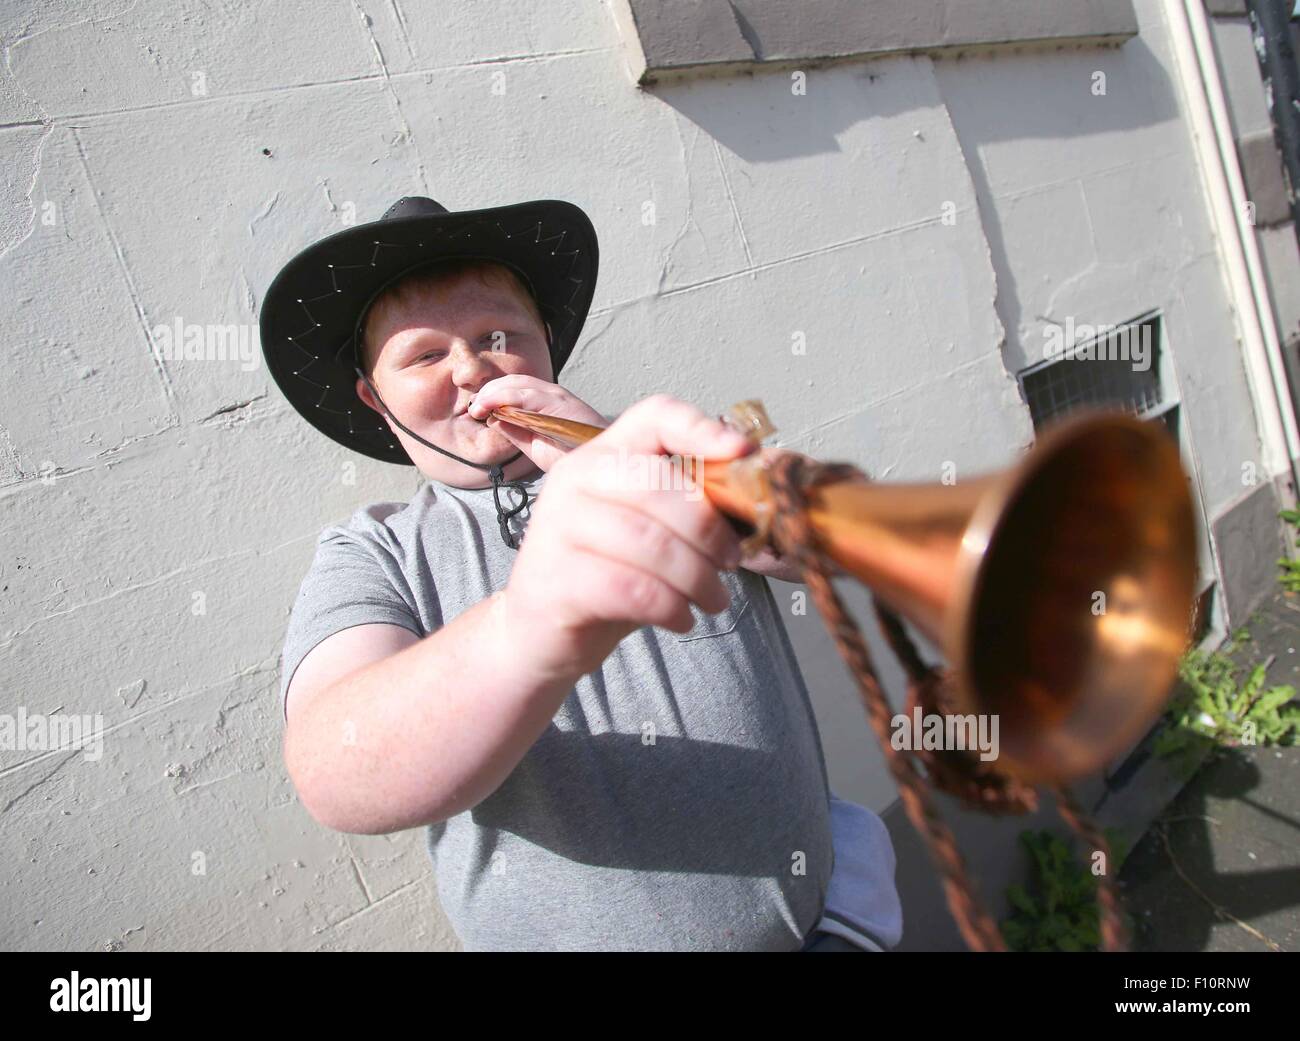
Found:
[412,333,520,363]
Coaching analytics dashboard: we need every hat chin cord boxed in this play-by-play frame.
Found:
[354,366,534,550]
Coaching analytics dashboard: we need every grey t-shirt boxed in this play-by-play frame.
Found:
[279,471,835,951]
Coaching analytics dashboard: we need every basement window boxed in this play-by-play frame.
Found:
[1019,312,1215,643]
[1013,313,1206,621]
[1019,313,1178,437]
[1022,314,1217,797]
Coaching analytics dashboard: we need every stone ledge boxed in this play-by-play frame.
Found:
[1239,129,1294,229]
[612,0,1140,84]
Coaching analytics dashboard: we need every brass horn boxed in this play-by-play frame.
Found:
[489,402,1198,786]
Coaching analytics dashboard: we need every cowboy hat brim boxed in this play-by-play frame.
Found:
[259,198,599,465]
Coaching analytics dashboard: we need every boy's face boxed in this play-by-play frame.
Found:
[355,267,554,486]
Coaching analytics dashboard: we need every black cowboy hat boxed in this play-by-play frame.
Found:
[259,196,599,465]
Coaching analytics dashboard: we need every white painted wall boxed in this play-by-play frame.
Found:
[0,0,1279,950]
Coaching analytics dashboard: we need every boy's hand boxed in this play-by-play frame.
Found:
[500,394,757,680]
[467,375,609,472]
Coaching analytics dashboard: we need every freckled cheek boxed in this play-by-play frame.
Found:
[391,372,458,420]
[507,348,552,379]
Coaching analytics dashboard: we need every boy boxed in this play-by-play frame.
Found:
[261,196,901,951]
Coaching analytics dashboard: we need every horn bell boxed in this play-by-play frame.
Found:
[802,411,1198,785]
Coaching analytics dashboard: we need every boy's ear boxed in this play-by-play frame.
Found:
[356,375,382,414]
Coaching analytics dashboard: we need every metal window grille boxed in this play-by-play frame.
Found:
[1021,315,1169,432]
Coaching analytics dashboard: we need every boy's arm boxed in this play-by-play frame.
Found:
[283,395,756,836]
[283,593,588,835]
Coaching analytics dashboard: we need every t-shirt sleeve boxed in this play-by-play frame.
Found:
[278,526,423,724]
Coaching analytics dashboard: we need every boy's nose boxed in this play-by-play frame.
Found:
[449,341,496,388]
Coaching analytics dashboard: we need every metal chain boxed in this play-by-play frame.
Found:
[762,452,1128,952]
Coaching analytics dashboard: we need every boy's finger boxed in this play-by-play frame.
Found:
[561,455,742,571]
[563,497,732,612]
[469,376,556,419]
[601,395,753,461]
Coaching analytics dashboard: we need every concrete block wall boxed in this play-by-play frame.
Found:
[0,0,1290,950]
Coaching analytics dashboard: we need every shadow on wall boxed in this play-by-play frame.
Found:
[932,38,1184,364]
[643,38,1180,165]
